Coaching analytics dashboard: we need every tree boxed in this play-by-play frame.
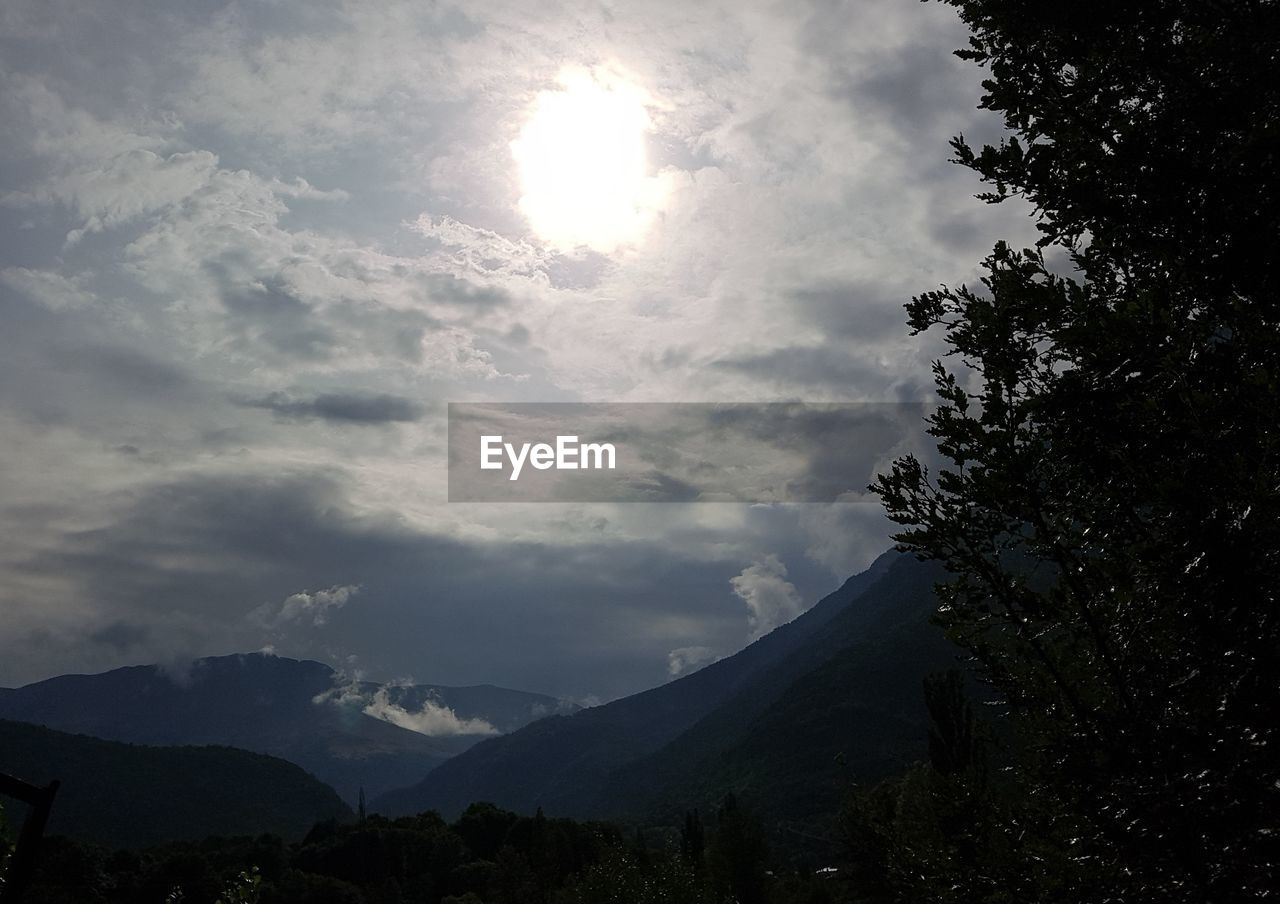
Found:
[453,802,519,861]
[922,671,980,779]
[216,866,262,904]
[710,795,769,904]
[680,809,705,868]
[0,802,10,898]
[872,1,1280,900]
[842,674,1016,904]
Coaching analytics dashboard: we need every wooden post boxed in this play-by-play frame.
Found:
[0,772,60,904]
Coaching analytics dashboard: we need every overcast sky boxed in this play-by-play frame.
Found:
[0,0,1034,701]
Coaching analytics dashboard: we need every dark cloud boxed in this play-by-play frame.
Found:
[0,283,206,428]
[711,344,883,391]
[702,403,939,502]
[218,275,338,362]
[586,470,703,504]
[789,281,909,342]
[89,620,150,653]
[810,16,1011,188]
[54,343,193,393]
[240,390,427,425]
[927,208,986,255]
[10,469,816,700]
[847,41,973,127]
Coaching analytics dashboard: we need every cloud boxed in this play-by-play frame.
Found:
[0,464,831,700]
[254,584,361,629]
[1,268,96,311]
[240,391,426,425]
[57,343,194,394]
[0,0,1044,702]
[667,645,718,677]
[88,620,150,653]
[217,276,340,363]
[360,686,499,737]
[731,554,805,639]
[413,215,552,282]
[711,345,884,393]
[797,505,899,578]
[58,150,220,245]
[787,280,912,343]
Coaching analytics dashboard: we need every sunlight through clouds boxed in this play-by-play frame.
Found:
[511,67,672,253]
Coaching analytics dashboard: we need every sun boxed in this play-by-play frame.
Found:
[512,68,668,253]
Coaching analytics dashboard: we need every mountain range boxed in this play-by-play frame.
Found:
[0,550,958,852]
[372,550,958,846]
[0,653,569,803]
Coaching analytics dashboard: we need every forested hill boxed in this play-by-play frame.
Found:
[0,719,351,848]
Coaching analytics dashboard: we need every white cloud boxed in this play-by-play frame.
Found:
[360,686,499,737]
[798,505,898,578]
[667,644,718,677]
[1,268,96,310]
[731,554,805,638]
[58,150,220,244]
[3,74,165,166]
[253,584,360,628]
[412,214,552,281]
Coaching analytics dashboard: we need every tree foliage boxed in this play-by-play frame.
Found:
[872,1,1280,899]
[710,794,770,904]
[17,798,855,904]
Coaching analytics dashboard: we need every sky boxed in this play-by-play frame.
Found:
[0,0,1035,702]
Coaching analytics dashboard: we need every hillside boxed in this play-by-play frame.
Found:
[0,719,350,848]
[371,549,947,819]
[610,553,956,845]
[0,653,568,803]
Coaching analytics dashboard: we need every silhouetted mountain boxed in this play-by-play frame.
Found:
[610,553,956,846]
[0,719,350,848]
[0,653,570,804]
[372,550,949,821]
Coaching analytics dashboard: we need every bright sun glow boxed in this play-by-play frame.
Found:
[512,68,668,253]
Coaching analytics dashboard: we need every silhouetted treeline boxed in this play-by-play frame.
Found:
[14,799,854,904]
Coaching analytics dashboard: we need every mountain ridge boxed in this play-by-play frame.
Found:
[609,552,956,843]
[371,549,923,819]
[0,652,569,804]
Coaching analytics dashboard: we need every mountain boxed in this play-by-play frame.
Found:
[0,653,570,804]
[0,719,350,848]
[608,552,957,845]
[372,550,951,821]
